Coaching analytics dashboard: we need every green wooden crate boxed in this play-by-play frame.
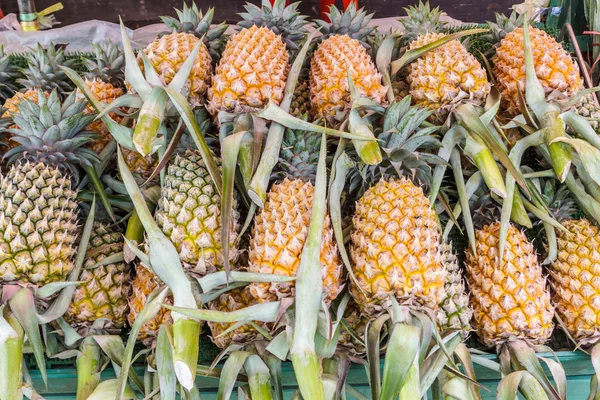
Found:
[31,350,594,399]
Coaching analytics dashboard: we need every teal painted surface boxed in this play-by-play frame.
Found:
[34,351,594,399]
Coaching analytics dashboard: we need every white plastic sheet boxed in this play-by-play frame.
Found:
[0,13,465,54]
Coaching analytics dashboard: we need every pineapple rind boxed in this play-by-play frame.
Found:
[437,242,472,337]
[0,163,78,285]
[155,151,239,274]
[247,178,343,303]
[407,32,490,122]
[466,222,554,347]
[208,26,289,114]
[309,35,387,119]
[350,178,446,317]
[66,222,130,329]
[550,219,600,341]
[142,31,212,107]
[493,27,582,115]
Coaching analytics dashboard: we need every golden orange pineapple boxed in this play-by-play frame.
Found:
[247,129,344,304]
[207,0,309,114]
[549,219,600,342]
[465,222,555,347]
[208,26,289,114]
[309,4,387,120]
[81,79,124,154]
[400,3,490,123]
[139,4,226,107]
[493,26,582,115]
[350,178,446,317]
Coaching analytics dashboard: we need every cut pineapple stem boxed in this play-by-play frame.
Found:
[75,337,102,400]
[172,319,201,391]
[0,311,24,400]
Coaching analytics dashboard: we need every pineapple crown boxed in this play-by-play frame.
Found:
[314,2,376,48]
[17,43,74,94]
[279,124,321,183]
[3,89,98,183]
[0,45,19,101]
[84,40,125,87]
[238,0,309,51]
[399,1,447,43]
[348,96,443,197]
[539,178,579,222]
[161,3,229,60]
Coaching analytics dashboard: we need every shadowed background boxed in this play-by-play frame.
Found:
[0,0,515,28]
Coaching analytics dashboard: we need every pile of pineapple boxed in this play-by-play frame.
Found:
[1,0,600,398]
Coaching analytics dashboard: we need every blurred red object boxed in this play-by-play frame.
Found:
[267,0,356,21]
[0,8,4,19]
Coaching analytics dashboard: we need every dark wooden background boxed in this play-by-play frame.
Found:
[0,0,514,28]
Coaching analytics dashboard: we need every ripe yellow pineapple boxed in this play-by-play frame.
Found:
[346,98,446,318]
[350,178,446,317]
[309,4,387,120]
[493,26,582,115]
[207,0,309,114]
[82,79,124,154]
[208,26,289,114]
[400,2,490,123]
[465,222,554,347]
[247,129,344,304]
[549,219,600,341]
[140,4,226,107]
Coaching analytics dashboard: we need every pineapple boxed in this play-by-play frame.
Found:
[0,90,96,285]
[142,3,227,107]
[350,177,445,317]
[1,43,74,151]
[155,150,239,274]
[160,3,228,63]
[79,40,126,154]
[247,128,344,304]
[309,3,387,120]
[65,223,130,330]
[207,287,267,349]
[534,182,600,343]
[493,26,582,115]
[207,0,308,114]
[347,99,446,318]
[127,262,173,345]
[437,242,472,336]
[465,221,555,347]
[128,149,238,343]
[400,2,490,123]
[550,218,600,342]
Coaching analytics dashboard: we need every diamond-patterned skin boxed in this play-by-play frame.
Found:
[66,223,130,329]
[0,163,78,285]
[466,222,555,347]
[550,219,600,341]
[349,178,446,318]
